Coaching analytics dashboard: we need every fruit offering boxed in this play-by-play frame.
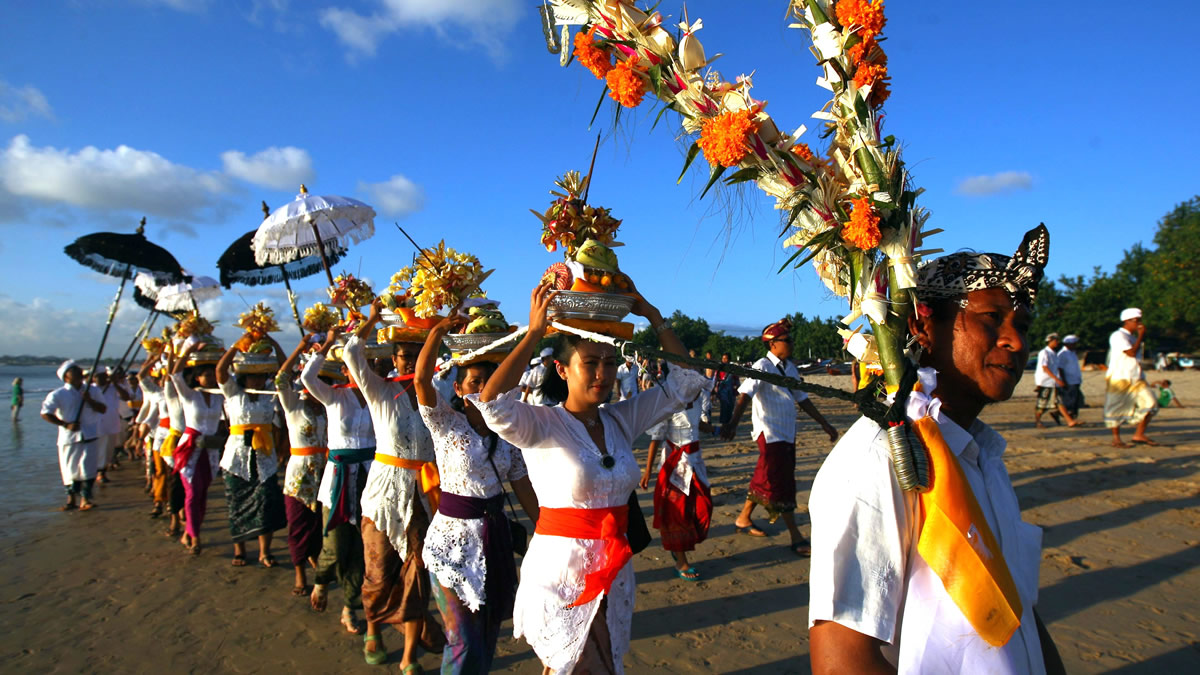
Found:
[463,304,509,334]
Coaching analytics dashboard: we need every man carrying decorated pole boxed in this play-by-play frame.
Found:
[808,227,1064,674]
[41,361,107,511]
[720,318,839,556]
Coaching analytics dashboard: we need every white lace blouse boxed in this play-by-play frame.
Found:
[653,390,710,495]
[278,382,328,509]
[218,376,279,484]
[301,353,376,517]
[420,392,528,612]
[468,365,707,675]
[343,335,436,559]
[169,373,225,482]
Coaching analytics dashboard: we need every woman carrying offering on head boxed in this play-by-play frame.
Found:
[472,282,707,675]
[343,300,447,669]
[170,341,226,555]
[276,336,330,597]
[415,305,540,674]
[214,335,288,568]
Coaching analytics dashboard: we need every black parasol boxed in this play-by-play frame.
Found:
[63,218,184,421]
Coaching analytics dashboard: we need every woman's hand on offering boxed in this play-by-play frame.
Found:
[528,281,558,337]
[433,306,467,335]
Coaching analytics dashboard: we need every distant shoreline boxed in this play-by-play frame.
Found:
[1,357,130,367]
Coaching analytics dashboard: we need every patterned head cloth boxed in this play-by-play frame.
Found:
[761,318,793,343]
[916,224,1049,308]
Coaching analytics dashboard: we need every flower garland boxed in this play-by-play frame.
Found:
[543,0,942,392]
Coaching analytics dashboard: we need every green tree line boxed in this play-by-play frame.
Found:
[1030,196,1200,355]
[632,310,850,363]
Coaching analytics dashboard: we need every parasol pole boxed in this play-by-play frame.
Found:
[114,308,157,373]
[280,270,304,339]
[263,201,304,338]
[74,264,131,423]
[298,185,336,286]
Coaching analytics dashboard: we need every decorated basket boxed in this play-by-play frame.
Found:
[232,351,277,375]
[547,291,634,322]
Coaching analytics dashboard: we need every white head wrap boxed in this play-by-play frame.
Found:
[57,360,79,382]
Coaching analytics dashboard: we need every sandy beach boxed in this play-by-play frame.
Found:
[2,369,1197,673]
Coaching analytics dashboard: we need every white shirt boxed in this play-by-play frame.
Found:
[1033,346,1059,388]
[119,385,141,421]
[521,362,549,405]
[433,365,458,404]
[616,362,639,394]
[136,378,161,428]
[652,387,711,495]
[302,352,377,520]
[169,373,225,481]
[469,365,707,675]
[343,335,435,557]
[737,352,809,444]
[42,384,100,445]
[420,392,528,612]
[808,414,1045,674]
[218,376,279,483]
[1056,347,1082,386]
[96,384,124,435]
[1106,327,1143,382]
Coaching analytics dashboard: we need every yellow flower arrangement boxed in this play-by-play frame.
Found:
[302,302,339,334]
[388,241,486,319]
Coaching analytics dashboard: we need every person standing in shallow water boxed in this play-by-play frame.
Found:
[41,361,107,511]
[11,377,23,422]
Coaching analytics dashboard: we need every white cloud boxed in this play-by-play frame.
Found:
[320,0,521,61]
[358,174,424,217]
[221,146,314,190]
[955,171,1033,196]
[0,134,229,220]
[0,81,53,123]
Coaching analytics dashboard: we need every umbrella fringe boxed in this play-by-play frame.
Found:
[255,239,356,267]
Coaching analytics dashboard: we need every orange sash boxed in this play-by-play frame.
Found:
[536,505,631,608]
[290,446,328,457]
[157,418,171,429]
[372,453,441,514]
[913,415,1023,647]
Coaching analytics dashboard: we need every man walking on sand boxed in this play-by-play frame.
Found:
[1034,333,1078,428]
[1057,335,1084,419]
[720,318,839,557]
[1104,308,1159,447]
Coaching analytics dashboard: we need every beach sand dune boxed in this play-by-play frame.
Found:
[2,371,1197,673]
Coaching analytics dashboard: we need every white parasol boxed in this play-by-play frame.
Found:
[155,271,222,313]
[252,184,376,285]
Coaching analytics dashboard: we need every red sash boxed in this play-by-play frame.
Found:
[171,427,202,475]
[535,505,630,608]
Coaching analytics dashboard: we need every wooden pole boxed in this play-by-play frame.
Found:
[74,265,130,422]
[281,271,304,339]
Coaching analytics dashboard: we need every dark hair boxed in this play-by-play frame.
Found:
[455,361,497,386]
[539,334,584,404]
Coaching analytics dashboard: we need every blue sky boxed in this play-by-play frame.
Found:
[2,0,1197,357]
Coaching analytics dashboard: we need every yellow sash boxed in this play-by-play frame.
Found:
[160,428,182,459]
[372,453,441,513]
[913,415,1023,646]
[230,423,275,456]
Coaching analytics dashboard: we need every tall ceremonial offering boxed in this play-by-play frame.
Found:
[253,185,376,287]
[541,0,945,485]
[532,168,637,341]
[217,202,349,337]
[63,217,185,421]
[324,274,390,361]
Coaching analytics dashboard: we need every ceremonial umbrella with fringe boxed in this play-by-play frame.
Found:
[252,185,375,287]
[218,204,348,337]
[155,271,222,313]
[63,217,184,421]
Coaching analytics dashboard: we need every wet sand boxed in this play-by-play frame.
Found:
[2,370,1197,673]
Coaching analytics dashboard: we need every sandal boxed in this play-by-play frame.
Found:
[259,554,277,568]
[735,520,769,537]
[61,503,78,512]
[401,665,424,675]
[674,566,701,581]
[790,538,811,558]
[363,634,387,666]
[291,584,312,597]
[231,554,247,567]
[78,502,97,511]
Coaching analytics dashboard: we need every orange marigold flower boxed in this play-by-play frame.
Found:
[791,142,816,162]
[843,196,882,249]
[853,61,888,90]
[605,60,645,108]
[574,26,612,79]
[698,109,760,167]
[835,0,887,40]
[847,37,884,65]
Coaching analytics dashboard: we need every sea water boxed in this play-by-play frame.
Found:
[1,365,84,535]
